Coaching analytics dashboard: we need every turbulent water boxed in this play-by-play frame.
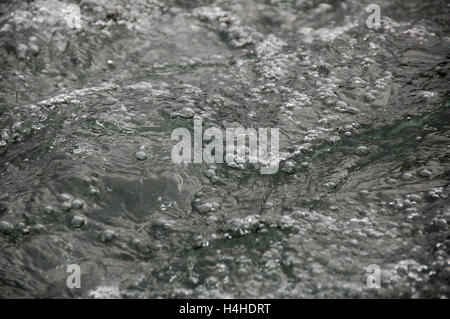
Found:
[0,0,449,298]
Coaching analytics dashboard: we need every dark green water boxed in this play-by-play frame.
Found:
[0,0,449,298]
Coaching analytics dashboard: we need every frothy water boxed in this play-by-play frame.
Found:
[0,0,449,298]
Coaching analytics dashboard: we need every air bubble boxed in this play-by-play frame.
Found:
[71,215,86,228]
[61,202,72,212]
[135,151,147,161]
[401,173,413,181]
[89,186,99,195]
[418,169,432,177]
[282,160,296,174]
[72,199,84,209]
[0,221,14,234]
[59,193,72,202]
[355,146,369,155]
[178,107,195,118]
[100,230,117,243]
